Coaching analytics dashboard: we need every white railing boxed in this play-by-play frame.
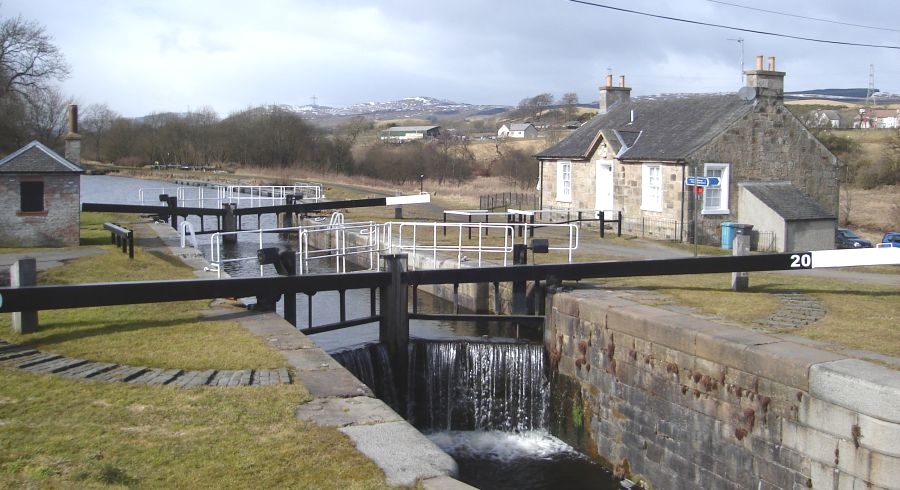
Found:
[224,185,325,207]
[140,184,325,208]
[298,214,381,274]
[384,221,517,268]
[207,215,381,277]
[138,187,177,205]
[180,221,198,249]
[177,186,227,208]
[292,182,325,202]
[381,220,580,267]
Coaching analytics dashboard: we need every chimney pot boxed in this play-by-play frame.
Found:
[755,55,764,70]
[619,75,626,87]
[606,74,613,87]
[767,56,776,71]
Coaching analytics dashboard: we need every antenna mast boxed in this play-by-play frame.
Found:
[865,64,875,108]
[727,37,745,85]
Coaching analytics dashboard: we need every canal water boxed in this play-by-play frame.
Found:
[81,175,622,489]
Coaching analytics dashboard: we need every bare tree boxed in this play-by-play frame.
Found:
[81,103,120,161]
[561,92,579,121]
[531,93,554,122]
[22,86,72,149]
[0,13,70,101]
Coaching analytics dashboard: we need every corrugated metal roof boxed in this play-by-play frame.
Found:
[740,181,834,221]
[382,125,439,132]
[0,140,84,173]
[508,123,534,131]
[536,94,753,161]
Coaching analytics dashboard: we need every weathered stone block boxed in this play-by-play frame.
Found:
[869,451,900,489]
[857,413,900,457]
[799,395,859,441]
[809,359,900,423]
[782,419,840,466]
[743,341,844,391]
[693,326,779,370]
[810,460,838,490]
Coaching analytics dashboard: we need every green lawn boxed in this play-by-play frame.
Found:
[0,213,391,488]
[597,270,900,358]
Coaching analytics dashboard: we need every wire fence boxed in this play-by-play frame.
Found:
[479,192,539,211]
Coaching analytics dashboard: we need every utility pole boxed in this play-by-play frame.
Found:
[311,95,318,107]
[727,38,744,85]
[865,64,876,108]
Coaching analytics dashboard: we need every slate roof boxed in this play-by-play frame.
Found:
[0,140,84,173]
[740,182,834,221]
[536,94,753,161]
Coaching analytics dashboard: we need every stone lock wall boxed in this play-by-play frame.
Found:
[545,289,900,489]
[0,174,81,247]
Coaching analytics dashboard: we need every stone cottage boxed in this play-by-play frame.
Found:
[536,56,840,249]
[0,106,85,247]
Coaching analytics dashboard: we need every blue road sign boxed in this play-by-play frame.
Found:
[686,176,720,187]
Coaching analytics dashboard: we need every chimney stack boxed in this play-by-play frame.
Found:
[744,54,785,103]
[599,74,631,114]
[64,104,82,164]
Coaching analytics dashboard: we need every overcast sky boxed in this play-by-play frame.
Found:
[5,0,899,117]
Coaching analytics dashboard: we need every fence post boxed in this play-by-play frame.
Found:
[617,211,623,237]
[732,234,750,291]
[222,203,237,244]
[167,196,178,230]
[10,259,38,333]
[126,229,134,259]
[600,211,606,238]
[380,254,409,408]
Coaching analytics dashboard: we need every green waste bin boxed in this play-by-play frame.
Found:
[721,221,735,249]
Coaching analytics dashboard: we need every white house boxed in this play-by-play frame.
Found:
[497,123,538,139]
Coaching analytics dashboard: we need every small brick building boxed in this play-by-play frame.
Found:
[0,140,84,247]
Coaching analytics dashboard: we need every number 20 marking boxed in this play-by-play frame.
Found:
[789,253,812,269]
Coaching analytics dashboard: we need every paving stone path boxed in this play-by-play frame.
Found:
[0,340,291,388]
[753,291,826,330]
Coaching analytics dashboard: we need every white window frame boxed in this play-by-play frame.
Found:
[701,163,730,214]
[556,160,572,203]
[641,163,662,212]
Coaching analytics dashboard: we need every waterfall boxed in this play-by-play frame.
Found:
[334,340,548,433]
[331,343,399,411]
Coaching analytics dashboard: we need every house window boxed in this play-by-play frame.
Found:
[702,163,730,214]
[20,181,44,212]
[556,161,572,202]
[641,164,662,211]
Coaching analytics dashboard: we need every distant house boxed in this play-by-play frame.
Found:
[379,125,440,142]
[855,108,900,129]
[807,109,842,129]
[498,123,538,139]
[536,56,840,250]
[871,109,900,129]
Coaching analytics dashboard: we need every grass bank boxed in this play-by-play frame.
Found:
[0,213,391,489]
[597,271,900,359]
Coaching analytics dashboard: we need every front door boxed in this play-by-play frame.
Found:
[595,160,614,216]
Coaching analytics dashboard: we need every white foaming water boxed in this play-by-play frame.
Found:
[427,430,583,464]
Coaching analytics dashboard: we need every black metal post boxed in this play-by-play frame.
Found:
[379,254,409,409]
[512,244,527,315]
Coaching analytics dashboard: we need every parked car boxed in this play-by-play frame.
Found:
[835,228,872,249]
[880,232,900,248]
